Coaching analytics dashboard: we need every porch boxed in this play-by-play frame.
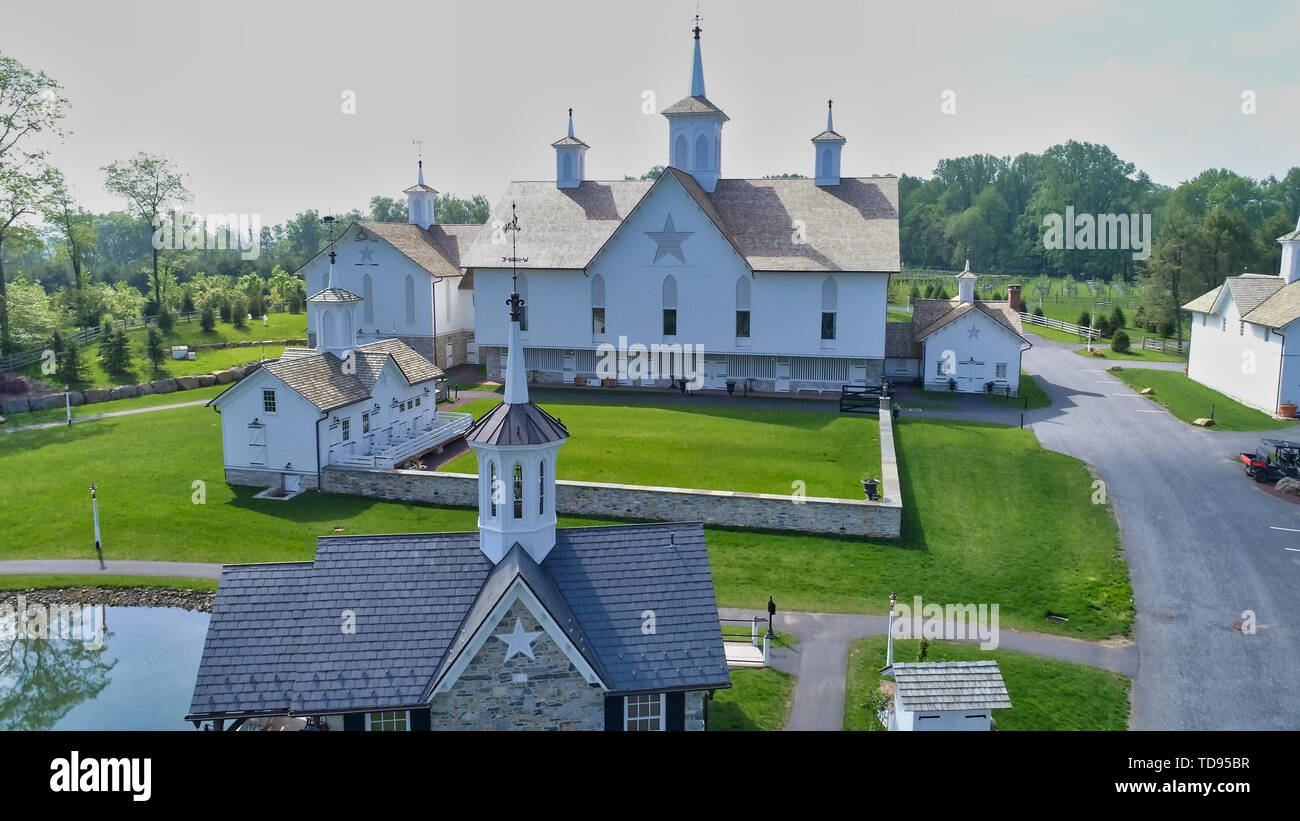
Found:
[329,411,473,469]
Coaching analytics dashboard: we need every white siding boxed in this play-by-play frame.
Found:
[922,312,1024,394]
[1186,296,1288,413]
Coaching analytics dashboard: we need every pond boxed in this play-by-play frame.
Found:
[0,606,209,731]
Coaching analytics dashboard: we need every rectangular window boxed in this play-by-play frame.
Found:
[341,418,350,441]
[735,310,750,338]
[513,463,523,519]
[662,308,677,337]
[995,363,1007,379]
[624,693,665,731]
[592,307,606,335]
[519,306,528,332]
[415,396,421,407]
[262,389,277,413]
[821,311,836,340]
[365,711,409,731]
[362,412,370,434]
[936,360,946,377]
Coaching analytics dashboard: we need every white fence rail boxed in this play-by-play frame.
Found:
[1018,312,1100,341]
[331,411,473,469]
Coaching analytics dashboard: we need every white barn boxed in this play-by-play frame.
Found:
[464,25,900,393]
[1182,217,1300,416]
[213,254,470,492]
[888,264,1030,394]
[298,163,479,369]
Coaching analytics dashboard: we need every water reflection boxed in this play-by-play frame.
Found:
[0,606,209,731]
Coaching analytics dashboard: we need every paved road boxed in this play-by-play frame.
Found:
[0,559,223,579]
[1023,337,1299,730]
[0,399,209,434]
[721,607,1136,730]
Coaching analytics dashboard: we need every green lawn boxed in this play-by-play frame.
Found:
[0,396,1132,638]
[1072,345,1187,364]
[0,574,218,592]
[440,392,881,500]
[709,668,796,731]
[990,371,1050,409]
[721,625,798,649]
[23,312,305,390]
[887,309,913,323]
[4,385,226,428]
[1023,325,1095,344]
[843,636,1130,731]
[1111,369,1295,431]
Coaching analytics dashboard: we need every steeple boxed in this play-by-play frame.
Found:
[812,99,846,187]
[551,107,589,190]
[464,205,569,565]
[661,17,729,193]
[403,153,438,230]
[957,258,977,304]
[307,249,362,359]
[1279,213,1300,284]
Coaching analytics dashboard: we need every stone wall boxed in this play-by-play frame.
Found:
[1,361,266,417]
[436,329,475,370]
[427,601,605,730]
[322,398,902,538]
[225,467,319,492]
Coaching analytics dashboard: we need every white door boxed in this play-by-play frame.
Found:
[959,359,984,391]
[445,343,454,367]
[562,355,576,383]
[775,361,792,393]
[850,365,868,385]
[466,341,478,365]
[705,359,729,389]
[284,474,301,492]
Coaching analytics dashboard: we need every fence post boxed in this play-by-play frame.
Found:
[751,616,759,648]
[762,633,771,667]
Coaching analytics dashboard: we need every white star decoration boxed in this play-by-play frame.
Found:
[494,618,542,661]
[967,325,981,339]
[358,247,375,264]
[645,214,694,263]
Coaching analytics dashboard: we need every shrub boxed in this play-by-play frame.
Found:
[1158,319,1176,338]
[200,305,216,332]
[58,341,86,383]
[1112,330,1131,353]
[1110,305,1126,331]
[157,309,175,333]
[1033,306,1045,318]
[908,285,921,301]
[1096,316,1113,338]
[218,299,232,323]
[230,294,249,327]
[146,326,166,372]
[97,326,133,375]
[1078,311,1092,329]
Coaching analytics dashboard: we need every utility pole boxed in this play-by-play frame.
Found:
[91,483,104,570]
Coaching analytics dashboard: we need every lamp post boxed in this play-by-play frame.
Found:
[766,596,776,639]
[91,483,105,570]
[65,384,72,427]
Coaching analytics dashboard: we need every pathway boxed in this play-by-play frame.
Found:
[0,399,210,434]
[0,559,223,579]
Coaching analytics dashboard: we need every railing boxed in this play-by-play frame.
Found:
[721,616,770,668]
[331,411,473,468]
[1,311,202,371]
[1018,312,1100,341]
[1142,337,1187,354]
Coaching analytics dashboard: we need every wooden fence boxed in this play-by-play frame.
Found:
[1018,312,1100,341]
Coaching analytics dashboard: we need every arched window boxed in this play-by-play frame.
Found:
[673,134,688,169]
[516,274,529,332]
[591,273,606,336]
[562,153,573,180]
[821,277,838,341]
[363,274,374,324]
[512,463,523,519]
[695,135,710,170]
[489,461,497,518]
[662,275,677,337]
[735,276,751,339]
[404,274,416,325]
[538,459,545,515]
[322,310,336,348]
[820,148,832,178]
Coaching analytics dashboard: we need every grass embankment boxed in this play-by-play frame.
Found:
[1111,369,1295,432]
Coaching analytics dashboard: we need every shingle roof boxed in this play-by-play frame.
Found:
[1277,216,1300,242]
[306,287,362,303]
[550,136,590,148]
[187,522,730,719]
[811,129,846,142]
[1182,284,1222,314]
[913,301,1025,342]
[660,95,730,119]
[886,321,920,359]
[1183,274,1300,328]
[357,221,477,279]
[462,171,900,273]
[1227,274,1286,316]
[890,660,1012,712]
[1241,279,1300,328]
[465,400,569,446]
[244,339,443,413]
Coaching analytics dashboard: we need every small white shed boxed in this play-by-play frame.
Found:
[882,660,1011,731]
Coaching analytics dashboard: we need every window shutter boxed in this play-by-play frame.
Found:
[666,691,685,731]
[409,709,431,731]
[343,712,365,731]
[604,696,623,731]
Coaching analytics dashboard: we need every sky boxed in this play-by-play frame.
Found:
[6,0,1299,226]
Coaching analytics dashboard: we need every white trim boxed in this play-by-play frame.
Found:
[623,692,666,731]
[427,578,607,699]
[364,710,410,731]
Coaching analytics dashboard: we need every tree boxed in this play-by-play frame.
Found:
[1112,330,1130,353]
[1109,305,1126,332]
[3,276,61,349]
[230,293,248,327]
[1078,311,1092,329]
[435,194,490,225]
[97,326,132,375]
[58,339,85,383]
[102,152,191,311]
[200,304,215,332]
[42,168,95,324]
[157,308,175,332]
[368,196,406,222]
[146,325,165,372]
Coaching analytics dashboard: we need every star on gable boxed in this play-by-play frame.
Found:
[967,325,980,339]
[645,214,693,263]
[494,618,542,662]
[358,247,375,264]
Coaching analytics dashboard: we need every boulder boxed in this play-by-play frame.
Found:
[109,385,135,401]
[83,388,111,404]
[0,398,29,414]
[136,382,156,395]
[1193,417,1215,427]
[226,342,239,349]
[212,370,235,385]
[1140,387,1155,396]
[29,394,65,411]
[176,376,199,390]
[66,391,85,407]
[196,374,216,388]
[151,378,178,393]
[238,340,251,347]
[1107,365,1123,372]
[244,362,261,374]
[229,366,246,381]
[1276,477,1300,496]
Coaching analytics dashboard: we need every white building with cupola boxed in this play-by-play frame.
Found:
[464,22,900,393]
[297,160,480,370]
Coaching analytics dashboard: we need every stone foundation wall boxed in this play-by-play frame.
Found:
[435,330,475,370]
[225,467,319,492]
[427,601,605,730]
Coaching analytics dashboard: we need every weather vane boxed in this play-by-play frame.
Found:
[501,202,528,321]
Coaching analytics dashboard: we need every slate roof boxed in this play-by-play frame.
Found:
[187,522,730,719]
[811,129,846,142]
[660,95,730,119]
[226,339,443,413]
[885,321,921,359]
[465,399,569,446]
[1242,280,1300,328]
[461,170,900,273]
[913,300,1025,342]
[550,135,590,148]
[306,287,362,303]
[890,660,1012,712]
[356,221,476,280]
[1182,284,1222,314]
[1183,274,1300,329]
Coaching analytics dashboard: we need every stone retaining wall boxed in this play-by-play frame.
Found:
[321,398,902,538]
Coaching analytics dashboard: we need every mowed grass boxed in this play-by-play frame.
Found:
[1111,369,1295,432]
[0,400,1132,638]
[990,371,1051,410]
[1072,345,1187,364]
[709,667,796,731]
[842,636,1130,731]
[22,313,305,390]
[887,309,913,323]
[440,392,881,500]
[0,574,218,592]
[4,385,226,428]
